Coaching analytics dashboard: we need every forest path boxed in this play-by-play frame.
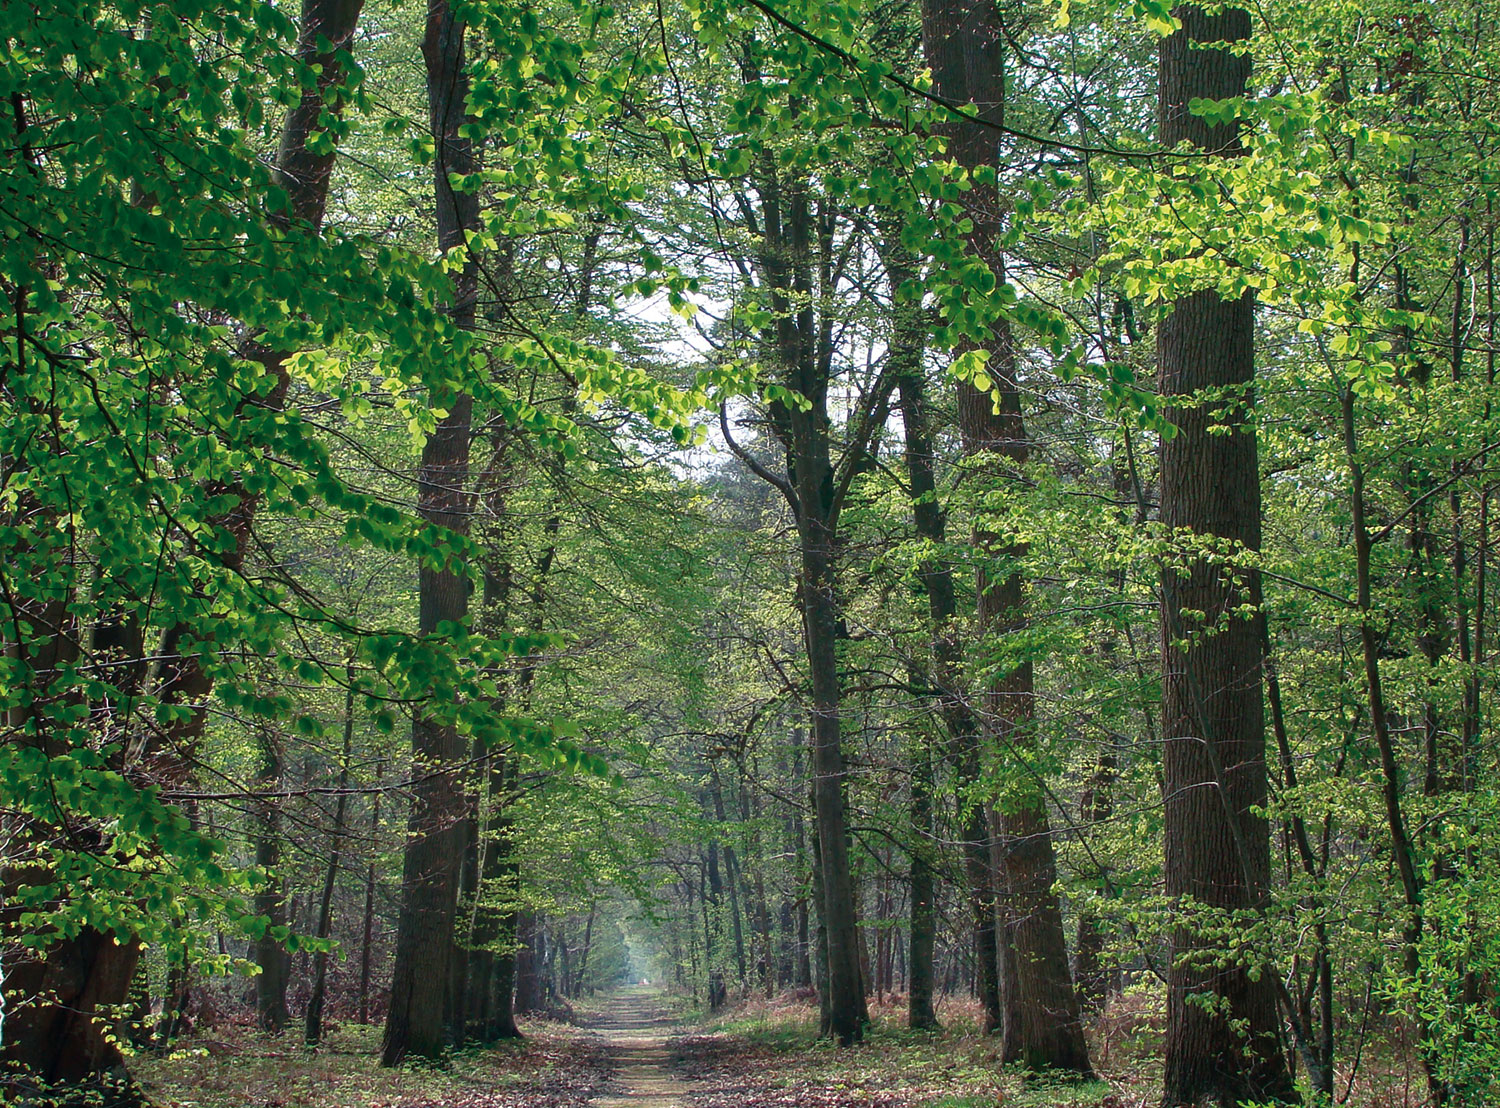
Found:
[590,986,690,1108]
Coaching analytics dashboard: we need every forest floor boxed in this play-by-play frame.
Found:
[665,993,1124,1108]
[130,989,1140,1108]
[128,985,1434,1108]
[130,1017,614,1107]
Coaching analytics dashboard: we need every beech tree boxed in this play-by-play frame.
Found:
[917,0,1091,1073]
[380,0,483,1066]
[11,1,1500,1106]
[1155,6,1293,1104]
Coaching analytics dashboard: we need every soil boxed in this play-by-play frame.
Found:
[591,987,691,1108]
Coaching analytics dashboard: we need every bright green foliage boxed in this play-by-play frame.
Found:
[11,0,1500,1102]
[0,0,610,959]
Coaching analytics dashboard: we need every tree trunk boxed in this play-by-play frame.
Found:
[907,731,939,1030]
[704,824,728,1010]
[1158,10,1292,1104]
[883,232,942,1032]
[488,923,522,1037]
[792,731,814,988]
[0,0,364,1093]
[380,0,479,1066]
[1341,381,1436,1101]
[574,903,596,996]
[1073,750,1116,1014]
[471,752,523,1039]
[711,769,749,985]
[917,0,1088,1071]
[962,762,1004,1036]
[252,726,291,1034]
[742,771,776,997]
[730,162,871,1041]
[809,795,834,1037]
[359,761,382,1026]
[513,911,544,1015]
[447,738,483,1044]
[305,673,356,1045]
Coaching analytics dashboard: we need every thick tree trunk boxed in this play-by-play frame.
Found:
[917,0,1089,1073]
[0,931,143,1104]
[1158,11,1292,1104]
[512,911,544,1015]
[489,930,522,1037]
[1158,284,1290,1102]
[381,0,479,1066]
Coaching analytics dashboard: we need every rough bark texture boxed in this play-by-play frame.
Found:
[380,0,479,1066]
[0,930,143,1103]
[918,0,1090,1074]
[1158,9,1293,1104]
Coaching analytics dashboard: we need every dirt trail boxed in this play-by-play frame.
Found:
[592,987,690,1108]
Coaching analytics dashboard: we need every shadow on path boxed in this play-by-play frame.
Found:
[592,987,689,1108]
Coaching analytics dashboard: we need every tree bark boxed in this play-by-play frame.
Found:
[792,731,814,988]
[704,832,728,1010]
[734,152,877,1043]
[252,726,291,1034]
[711,768,749,985]
[917,0,1090,1073]
[0,0,364,1092]
[513,910,544,1014]
[1158,10,1293,1104]
[796,430,867,1044]
[1340,380,1436,1102]
[381,0,480,1066]
[882,230,943,1032]
[1073,751,1116,1014]
[305,673,356,1044]
[359,761,383,1026]
[469,749,523,1039]
[906,731,939,1030]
